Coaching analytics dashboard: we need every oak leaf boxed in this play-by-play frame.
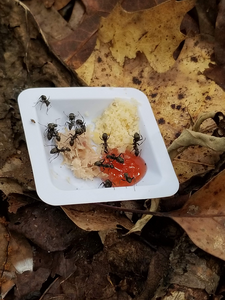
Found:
[79,34,225,182]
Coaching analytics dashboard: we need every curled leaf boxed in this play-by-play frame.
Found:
[125,199,159,235]
[168,129,225,160]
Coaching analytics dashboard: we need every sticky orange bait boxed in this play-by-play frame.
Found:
[101,149,147,187]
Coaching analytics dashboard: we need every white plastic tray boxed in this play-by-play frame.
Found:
[18,87,179,205]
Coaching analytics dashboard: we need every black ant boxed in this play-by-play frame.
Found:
[65,112,76,130]
[123,172,134,183]
[67,127,84,146]
[100,133,110,153]
[100,179,115,188]
[76,118,86,133]
[132,132,143,156]
[45,123,61,141]
[94,159,114,169]
[106,153,124,164]
[67,131,79,146]
[50,146,71,160]
[35,95,51,113]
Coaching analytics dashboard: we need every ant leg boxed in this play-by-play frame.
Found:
[49,153,60,163]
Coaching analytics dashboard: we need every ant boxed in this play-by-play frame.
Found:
[67,128,84,146]
[67,131,79,146]
[100,133,110,153]
[76,118,86,133]
[46,123,61,141]
[65,112,76,130]
[50,146,71,160]
[34,95,51,113]
[123,172,134,183]
[100,179,114,188]
[106,153,124,164]
[132,132,144,156]
[94,159,114,169]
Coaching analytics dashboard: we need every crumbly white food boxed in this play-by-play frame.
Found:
[57,127,103,180]
[92,98,139,152]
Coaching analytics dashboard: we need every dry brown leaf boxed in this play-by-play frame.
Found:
[20,0,118,69]
[51,0,118,68]
[9,203,86,252]
[77,32,224,182]
[170,168,225,261]
[77,0,195,78]
[121,0,160,12]
[0,150,35,191]
[68,0,85,29]
[0,178,23,196]
[215,0,225,65]
[61,204,133,231]
[0,220,33,298]
[204,64,225,90]
[0,218,14,299]
[9,232,33,275]
[0,218,9,273]
[98,0,195,72]
[7,194,33,214]
[53,0,71,11]
[74,2,225,183]
[21,0,73,40]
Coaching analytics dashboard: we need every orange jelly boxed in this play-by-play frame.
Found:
[100,149,147,187]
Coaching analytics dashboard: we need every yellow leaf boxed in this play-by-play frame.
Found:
[77,32,225,182]
[98,0,195,72]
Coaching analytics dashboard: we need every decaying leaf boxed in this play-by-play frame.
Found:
[0,220,34,299]
[61,204,133,231]
[203,0,225,90]
[20,0,73,41]
[125,199,159,235]
[53,0,71,11]
[20,0,118,69]
[7,194,34,214]
[0,178,23,197]
[0,218,9,275]
[15,267,50,300]
[76,0,195,82]
[0,218,14,299]
[152,234,221,300]
[100,0,195,72]
[0,149,35,192]
[9,203,87,252]
[170,168,225,261]
[9,232,33,275]
[76,19,225,182]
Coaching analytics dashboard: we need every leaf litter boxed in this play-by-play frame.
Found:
[2,0,225,299]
